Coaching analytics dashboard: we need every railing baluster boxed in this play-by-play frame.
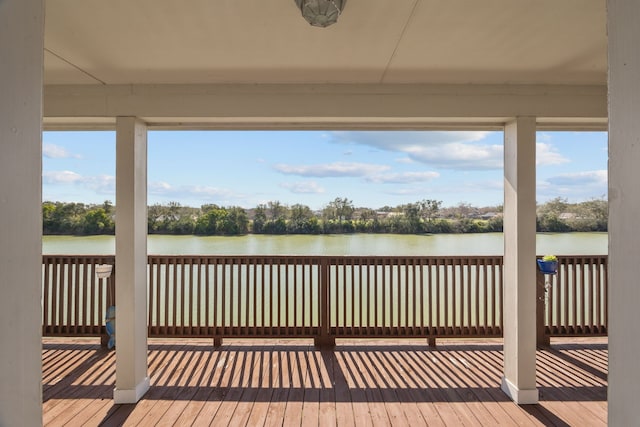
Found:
[351,258,355,332]
[497,258,503,332]
[246,258,251,335]
[293,258,298,332]
[595,257,601,331]
[286,257,290,335]
[148,258,155,335]
[435,258,440,333]
[42,257,50,334]
[474,259,480,334]
[261,258,265,331]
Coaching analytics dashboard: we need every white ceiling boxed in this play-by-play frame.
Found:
[44,0,607,86]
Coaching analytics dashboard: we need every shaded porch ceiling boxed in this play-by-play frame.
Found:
[43,0,608,129]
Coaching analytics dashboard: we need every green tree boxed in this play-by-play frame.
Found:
[82,207,114,235]
[418,199,442,223]
[42,202,57,234]
[325,197,354,221]
[538,197,569,217]
[262,201,288,234]
[538,213,571,232]
[195,205,227,235]
[288,204,320,234]
[218,206,249,235]
[402,203,422,233]
[148,203,167,233]
[252,204,267,233]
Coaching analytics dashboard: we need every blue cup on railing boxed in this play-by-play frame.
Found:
[537,259,558,275]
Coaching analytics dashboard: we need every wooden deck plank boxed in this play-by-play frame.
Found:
[428,349,499,426]
[366,349,426,426]
[332,350,358,427]
[300,349,321,427]
[281,348,308,427]
[189,347,245,427]
[64,397,113,427]
[108,344,191,427]
[43,347,116,425]
[409,348,481,427]
[42,338,608,427]
[317,350,338,426]
[335,350,375,427]
[137,345,202,426]
[243,346,278,427]
[337,349,387,425]
[211,349,261,426]
[442,347,542,427]
[227,345,275,427]
[169,346,227,426]
[139,344,216,427]
[262,349,293,427]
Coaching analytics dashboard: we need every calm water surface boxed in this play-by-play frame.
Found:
[42,233,607,256]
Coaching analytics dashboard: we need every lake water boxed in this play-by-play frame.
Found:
[42,232,608,256]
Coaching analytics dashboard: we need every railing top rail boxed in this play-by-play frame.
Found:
[42,254,115,261]
[43,254,608,262]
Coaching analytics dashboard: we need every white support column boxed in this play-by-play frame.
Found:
[0,1,44,426]
[608,1,640,425]
[501,117,538,404]
[114,117,150,403]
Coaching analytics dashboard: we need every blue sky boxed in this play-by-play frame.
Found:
[42,130,607,210]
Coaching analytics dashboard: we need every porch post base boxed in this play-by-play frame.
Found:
[501,377,538,405]
[114,376,150,404]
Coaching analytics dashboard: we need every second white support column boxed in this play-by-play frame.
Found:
[114,117,150,404]
[501,117,538,404]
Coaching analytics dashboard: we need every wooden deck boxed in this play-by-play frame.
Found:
[43,338,607,426]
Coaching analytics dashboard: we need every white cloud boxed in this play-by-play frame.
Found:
[546,170,607,186]
[328,131,570,171]
[395,157,414,164]
[280,181,326,194]
[366,171,440,184]
[43,171,114,195]
[408,142,504,170]
[83,175,115,194]
[330,131,502,170]
[43,170,84,184]
[330,131,490,151]
[274,162,390,177]
[382,187,427,196]
[537,133,552,142]
[381,179,503,201]
[148,181,237,200]
[43,144,81,159]
[536,142,569,166]
[538,170,607,201]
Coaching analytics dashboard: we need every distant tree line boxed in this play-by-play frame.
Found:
[535,197,607,232]
[43,201,115,235]
[42,196,608,236]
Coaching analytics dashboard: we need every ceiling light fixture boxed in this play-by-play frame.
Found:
[295,0,346,28]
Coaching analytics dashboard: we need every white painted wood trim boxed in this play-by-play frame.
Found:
[501,377,539,405]
[0,0,44,425]
[43,83,606,130]
[115,117,149,404]
[607,0,640,425]
[502,117,538,404]
[113,377,151,404]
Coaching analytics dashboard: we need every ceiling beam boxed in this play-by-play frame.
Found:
[44,83,607,130]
